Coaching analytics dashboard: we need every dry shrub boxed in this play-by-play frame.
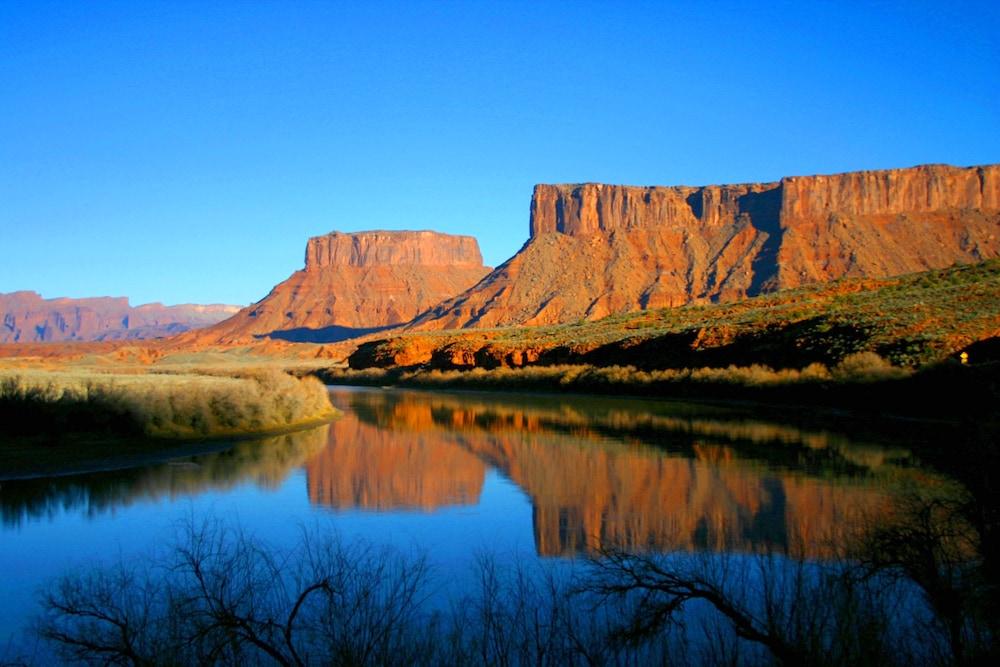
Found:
[832,352,909,383]
[0,369,337,439]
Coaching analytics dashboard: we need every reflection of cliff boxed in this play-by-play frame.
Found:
[304,405,485,511]
[1,425,330,527]
[342,390,920,556]
[470,435,882,556]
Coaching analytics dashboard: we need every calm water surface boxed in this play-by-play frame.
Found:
[0,386,944,652]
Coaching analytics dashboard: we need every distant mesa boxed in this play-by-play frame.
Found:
[411,163,1000,329]
[14,163,996,348]
[193,230,490,344]
[0,291,240,343]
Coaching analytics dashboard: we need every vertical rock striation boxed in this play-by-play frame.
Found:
[195,230,490,344]
[413,163,1000,329]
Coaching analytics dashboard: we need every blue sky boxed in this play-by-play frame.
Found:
[2,0,998,306]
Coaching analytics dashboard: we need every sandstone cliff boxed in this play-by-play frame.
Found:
[0,291,239,343]
[413,163,1000,329]
[196,230,490,344]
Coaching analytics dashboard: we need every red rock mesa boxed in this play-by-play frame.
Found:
[413,163,1000,329]
[197,230,490,343]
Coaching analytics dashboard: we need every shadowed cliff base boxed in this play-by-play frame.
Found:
[262,323,399,344]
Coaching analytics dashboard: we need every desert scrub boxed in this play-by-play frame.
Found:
[0,369,338,439]
[351,259,1000,370]
[396,362,863,391]
[321,362,859,392]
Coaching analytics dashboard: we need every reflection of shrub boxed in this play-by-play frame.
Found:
[0,370,337,439]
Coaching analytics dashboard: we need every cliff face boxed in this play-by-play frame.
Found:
[414,163,1000,329]
[0,291,239,343]
[304,231,484,269]
[197,230,490,344]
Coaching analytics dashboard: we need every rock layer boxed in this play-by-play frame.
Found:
[196,230,490,344]
[0,292,239,343]
[414,163,1000,329]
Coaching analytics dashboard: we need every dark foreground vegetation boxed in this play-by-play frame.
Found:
[0,369,337,441]
[8,479,996,667]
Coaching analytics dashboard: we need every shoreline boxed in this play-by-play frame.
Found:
[316,360,999,426]
[329,381,957,427]
[0,412,339,482]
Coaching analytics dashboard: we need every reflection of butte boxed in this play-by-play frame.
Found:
[344,392,897,556]
[304,406,485,511]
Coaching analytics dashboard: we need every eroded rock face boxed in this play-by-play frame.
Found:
[196,231,490,344]
[304,230,484,269]
[0,292,240,343]
[414,164,1000,329]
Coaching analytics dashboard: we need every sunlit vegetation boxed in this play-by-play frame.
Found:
[351,259,1000,371]
[324,349,1000,418]
[0,369,338,440]
[333,351,906,387]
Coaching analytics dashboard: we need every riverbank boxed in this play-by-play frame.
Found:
[0,368,339,441]
[317,355,1000,422]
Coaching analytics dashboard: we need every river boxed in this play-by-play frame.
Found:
[0,386,969,661]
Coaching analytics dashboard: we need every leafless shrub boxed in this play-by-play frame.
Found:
[34,489,993,666]
[36,520,437,666]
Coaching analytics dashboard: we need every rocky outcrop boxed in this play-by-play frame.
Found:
[0,291,239,343]
[194,231,491,344]
[413,164,1000,329]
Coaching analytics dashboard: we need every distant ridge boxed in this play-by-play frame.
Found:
[0,292,240,343]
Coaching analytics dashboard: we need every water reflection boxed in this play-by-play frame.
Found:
[305,416,485,510]
[1,388,942,558]
[1,426,329,526]
[330,390,932,556]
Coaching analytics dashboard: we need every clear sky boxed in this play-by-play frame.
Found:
[2,0,998,306]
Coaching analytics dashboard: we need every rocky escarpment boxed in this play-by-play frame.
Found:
[195,230,490,344]
[412,163,1000,329]
[0,292,239,343]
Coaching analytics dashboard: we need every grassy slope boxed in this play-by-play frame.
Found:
[352,259,1000,370]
